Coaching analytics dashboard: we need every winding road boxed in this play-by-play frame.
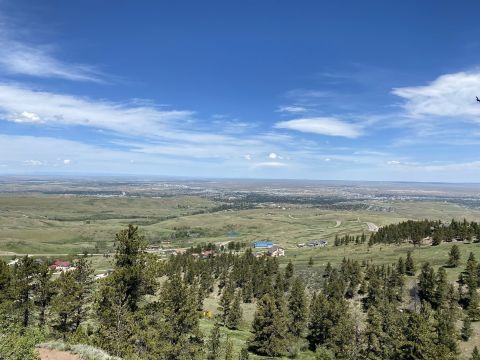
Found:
[366,222,379,232]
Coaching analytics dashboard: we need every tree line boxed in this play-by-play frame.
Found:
[369,219,480,246]
[1,225,480,359]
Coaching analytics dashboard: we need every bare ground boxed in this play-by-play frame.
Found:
[36,348,82,360]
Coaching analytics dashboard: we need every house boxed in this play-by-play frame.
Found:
[307,240,328,248]
[50,260,72,272]
[267,245,285,257]
[253,241,273,249]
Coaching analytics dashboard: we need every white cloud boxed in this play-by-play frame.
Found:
[324,158,331,162]
[285,89,331,99]
[276,106,308,113]
[0,134,299,177]
[244,154,252,160]
[12,111,43,123]
[269,152,278,159]
[0,36,105,82]
[275,117,363,138]
[63,159,71,165]
[23,159,43,166]
[387,160,401,165]
[0,83,196,138]
[392,70,480,121]
[0,134,230,174]
[254,161,287,168]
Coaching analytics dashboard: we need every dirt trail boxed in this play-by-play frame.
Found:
[36,348,82,360]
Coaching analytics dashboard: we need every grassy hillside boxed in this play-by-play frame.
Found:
[2,195,480,256]
[2,194,480,358]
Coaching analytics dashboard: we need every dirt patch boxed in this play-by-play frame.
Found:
[36,348,82,360]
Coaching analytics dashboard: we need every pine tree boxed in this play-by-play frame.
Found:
[432,231,442,246]
[397,257,406,275]
[434,306,458,356]
[33,263,54,327]
[364,269,382,309]
[95,281,135,357]
[308,291,354,357]
[308,293,329,349]
[12,256,39,328]
[325,304,356,359]
[465,253,478,296]
[94,225,153,357]
[242,279,253,303]
[471,346,480,360]
[287,276,308,338]
[363,306,384,360]
[238,347,249,360]
[447,244,461,267]
[418,262,436,304]
[467,290,480,321]
[154,273,204,359]
[207,322,222,360]
[434,267,449,309]
[324,262,332,278]
[70,255,93,330]
[226,291,243,330]
[308,257,314,266]
[112,224,149,311]
[461,317,473,341]
[50,271,78,340]
[249,293,287,357]
[405,251,416,276]
[224,336,234,360]
[401,305,437,360]
[219,281,235,325]
[285,261,294,280]
[0,259,12,325]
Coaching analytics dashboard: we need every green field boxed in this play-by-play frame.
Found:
[2,195,480,358]
[2,194,480,256]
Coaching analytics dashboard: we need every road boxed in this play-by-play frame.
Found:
[366,222,379,232]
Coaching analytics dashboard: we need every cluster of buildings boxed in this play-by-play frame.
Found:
[50,260,73,272]
[297,239,328,248]
[252,241,285,257]
[190,249,216,259]
[7,258,109,280]
[7,258,75,272]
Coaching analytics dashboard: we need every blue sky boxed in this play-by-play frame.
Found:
[1,0,480,181]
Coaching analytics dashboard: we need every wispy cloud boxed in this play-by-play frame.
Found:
[392,70,480,121]
[23,159,44,166]
[275,117,363,138]
[253,161,287,168]
[0,12,106,83]
[276,105,308,113]
[0,83,195,138]
[0,38,105,83]
[285,89,331,99]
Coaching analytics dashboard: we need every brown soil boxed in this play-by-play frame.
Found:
[36,348,82,360]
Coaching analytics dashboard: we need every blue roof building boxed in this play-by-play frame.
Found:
[253,241,274,249]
